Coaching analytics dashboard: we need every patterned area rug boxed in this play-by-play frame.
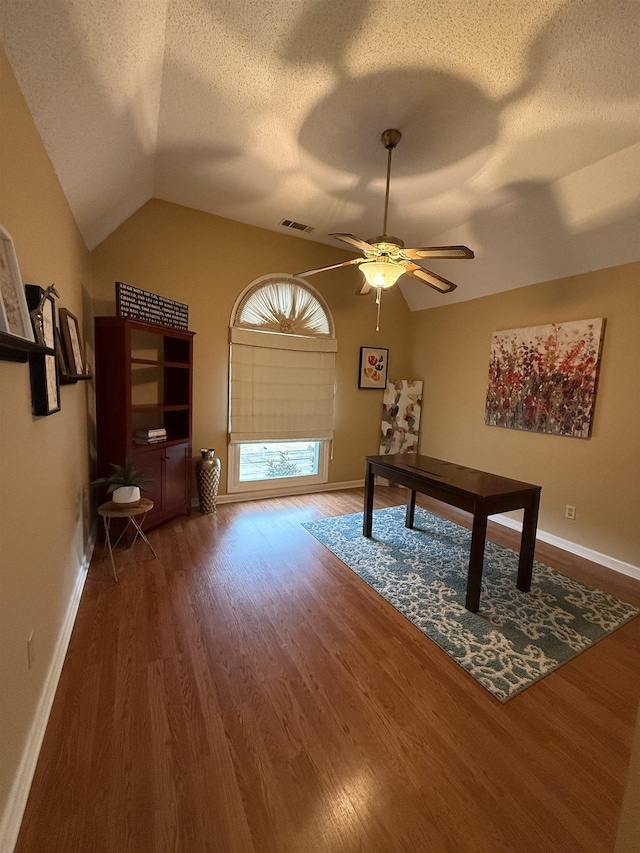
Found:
[302,506,638,702]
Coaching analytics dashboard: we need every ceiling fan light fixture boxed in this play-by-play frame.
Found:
[360,259,405,290]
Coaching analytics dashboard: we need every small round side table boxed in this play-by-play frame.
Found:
[97,498,157,582]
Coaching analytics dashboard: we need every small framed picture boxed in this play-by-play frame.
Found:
[359,346,389,389]
[59,307,86,377]
[55,325,74,383]
[0,224,35,343]
[25,284,61,416]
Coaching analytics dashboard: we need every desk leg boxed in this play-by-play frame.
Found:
[405,490,416,529]
[103,517,118,583]
[363,462,374,537]
[518,492,540,593]
[466,509,488,612]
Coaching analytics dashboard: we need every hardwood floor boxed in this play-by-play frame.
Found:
[15,488,640,853]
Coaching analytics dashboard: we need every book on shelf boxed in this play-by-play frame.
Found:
[135,428,166,438]
[134,435,167,445]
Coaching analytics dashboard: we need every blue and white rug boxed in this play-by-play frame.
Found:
[302,506,638,702]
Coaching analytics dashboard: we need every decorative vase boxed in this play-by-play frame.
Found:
[196,448,221,513]
[112,485,141,506]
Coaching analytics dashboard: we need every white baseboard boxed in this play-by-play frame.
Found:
[192,479,365,507]
[0,556,89,853]
[492,513,640,581]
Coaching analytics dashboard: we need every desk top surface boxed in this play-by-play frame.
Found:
[367,454,541,499]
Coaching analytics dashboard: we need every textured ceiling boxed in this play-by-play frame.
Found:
[2,0,639,309]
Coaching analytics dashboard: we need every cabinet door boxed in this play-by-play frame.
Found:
[164,443,189,511]
[135,449,164,519]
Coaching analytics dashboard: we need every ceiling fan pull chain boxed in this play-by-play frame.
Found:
[375,287,382,331]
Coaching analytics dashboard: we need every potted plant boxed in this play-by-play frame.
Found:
[91,460,150,506]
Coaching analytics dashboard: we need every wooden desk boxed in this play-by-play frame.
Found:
[364,454,541,612]
[98,498,157,582]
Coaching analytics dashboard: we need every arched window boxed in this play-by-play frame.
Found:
[228,274,336,494]
[233,274,334,336]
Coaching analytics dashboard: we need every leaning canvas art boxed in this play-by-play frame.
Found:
[485,318,605,438]
[381,380,423,453]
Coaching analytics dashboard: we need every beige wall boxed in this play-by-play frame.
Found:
[0,47,93,829]
[411,263,640,566]
[90,199,415,491]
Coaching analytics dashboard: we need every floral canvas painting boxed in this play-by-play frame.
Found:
[380,380,423,454]
[485,318,605,439]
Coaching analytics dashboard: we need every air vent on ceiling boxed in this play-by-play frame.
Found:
[279,218,315,233]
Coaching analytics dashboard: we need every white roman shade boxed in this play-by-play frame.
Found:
[229,276,337,444]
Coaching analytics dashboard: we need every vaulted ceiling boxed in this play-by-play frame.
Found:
[2,0,639,309]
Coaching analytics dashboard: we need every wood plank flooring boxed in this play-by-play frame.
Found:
[14,488,640,853]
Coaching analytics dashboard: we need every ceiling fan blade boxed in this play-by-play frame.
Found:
[295,257,363,277]
[355,280,372,296]
[404,262,457,293]
[402,245,474,260]
[329,233,378,253]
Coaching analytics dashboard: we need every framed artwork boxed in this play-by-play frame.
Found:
[359,346,389,389]
[0,225,35,343]
[380,380,423,454]
[485,318,605,439]
[25,284,60,415]
[59,307,86,377]
[55,326,74,383]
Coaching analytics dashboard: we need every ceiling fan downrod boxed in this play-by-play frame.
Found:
[381,129,401,238]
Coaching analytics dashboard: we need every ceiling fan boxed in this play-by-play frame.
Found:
[296,129,474,328]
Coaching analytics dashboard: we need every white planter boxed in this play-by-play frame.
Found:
[112,485,141,505]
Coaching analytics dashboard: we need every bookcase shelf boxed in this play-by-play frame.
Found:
[131,404,190,412]
[130,358,190,369]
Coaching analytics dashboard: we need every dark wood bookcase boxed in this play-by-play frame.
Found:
[94,316,195,530]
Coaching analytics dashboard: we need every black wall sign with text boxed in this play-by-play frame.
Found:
[116,282,189,330]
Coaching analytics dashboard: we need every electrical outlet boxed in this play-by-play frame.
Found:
[565,505,576,520]
[27,631,35,669]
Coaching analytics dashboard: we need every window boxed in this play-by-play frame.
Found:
[227,439,330,494]
[228,274,336,494]
[240,441,320,481]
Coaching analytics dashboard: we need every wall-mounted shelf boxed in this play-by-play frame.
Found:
[60,372,93,385]
[0,331,54,363]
